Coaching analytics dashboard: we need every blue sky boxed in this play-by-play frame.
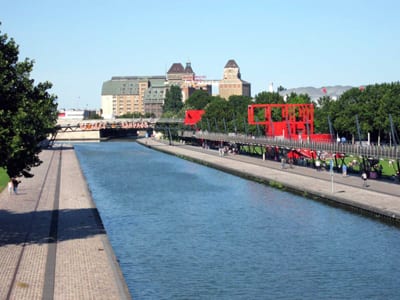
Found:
[1,0,399,110]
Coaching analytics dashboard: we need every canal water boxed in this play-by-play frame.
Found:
[74,142,400,300]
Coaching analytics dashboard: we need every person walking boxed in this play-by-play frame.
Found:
[7,179,13,195]
[342,164,347,177]
[12,178,20,194]
[361,171,368,187]
[315,159,321,171]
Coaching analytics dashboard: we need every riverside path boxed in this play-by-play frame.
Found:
[0,145,131,299]
[138,138,400,224]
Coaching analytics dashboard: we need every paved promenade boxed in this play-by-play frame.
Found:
[0,146,131,299]
[138,138,400,224]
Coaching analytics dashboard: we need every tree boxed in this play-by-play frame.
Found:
[253,91,284,123]
[254,91,283,104]
[227,95,253,133]
[314,96,336,134]
[201,96,231,132]
[87,113,103,120]
[314,83,400,143]
[162,85,183,116]
[277,85,286,92]
[184,90,211,110]
[286,92,312,104]
[0,26,58,178]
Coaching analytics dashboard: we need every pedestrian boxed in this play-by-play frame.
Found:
[12,178,20,194]
[7,179,13,195]
[289,158,294,169]
[361,171,368,187]
[315,159,321,171]
[281,157,286,169]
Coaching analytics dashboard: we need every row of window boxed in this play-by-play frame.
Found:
[220,84,242,88]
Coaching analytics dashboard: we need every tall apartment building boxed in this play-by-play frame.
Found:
[219,59,251,100]
[101,76,166,118]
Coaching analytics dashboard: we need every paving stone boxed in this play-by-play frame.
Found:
[0,147,131,299]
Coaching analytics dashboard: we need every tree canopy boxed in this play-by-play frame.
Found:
[196,95,253,134]
[158,74,399,144]
[0,26,58,178]
[183,90,212,110]
[315,83,400,143]
[183,84,400,143]
[162,85,183,116]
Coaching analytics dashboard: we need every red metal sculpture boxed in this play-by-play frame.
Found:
[247,103,331,142]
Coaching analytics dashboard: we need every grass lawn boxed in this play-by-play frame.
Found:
[241,145,399,178]
[0,168,9,192]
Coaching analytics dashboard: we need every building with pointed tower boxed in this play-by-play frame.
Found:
[166,61,212,102]
[219,59,251,100]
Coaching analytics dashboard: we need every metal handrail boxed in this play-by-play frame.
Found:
[178,131,399,160]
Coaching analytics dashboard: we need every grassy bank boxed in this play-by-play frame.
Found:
[240,145,398,177]
[0,168,9,192]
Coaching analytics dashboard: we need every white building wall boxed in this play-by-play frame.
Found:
[101,95,114,119]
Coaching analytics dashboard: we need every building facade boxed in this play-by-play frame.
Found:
[101,59,251,118]
[166,62,212,102]
[143,77,167,117]
[101,76,166,118]
[219,59,251,100]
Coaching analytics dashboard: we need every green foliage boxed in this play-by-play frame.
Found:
[0,167,9,191]
[254,91,284,104]
[286,92,312,104]
[277,85,286,92]
[184,90,211,110]
[316,83,400,143]
[116,112,155,119]
[253,92,284,123]
[161,111,177,118]
[180,81,400,143]
[162,85,183,116]
[314,96,336,134]
[0,26,58,178]
[198,95,252,133]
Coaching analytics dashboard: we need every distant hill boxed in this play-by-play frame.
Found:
[278,85,354,101]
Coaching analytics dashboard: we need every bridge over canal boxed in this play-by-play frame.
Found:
[53,116,400,162]
[52,117,185,141]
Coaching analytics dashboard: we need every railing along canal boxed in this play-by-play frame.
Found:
[178,131,400,160]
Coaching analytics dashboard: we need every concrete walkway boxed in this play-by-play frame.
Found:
[0,146,131,300]
[138,138,400,224]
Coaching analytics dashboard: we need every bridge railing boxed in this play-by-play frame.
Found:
[57,119,158,131]
[157,118,184,124]
[179,131,400,160]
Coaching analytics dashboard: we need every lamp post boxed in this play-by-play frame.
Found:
[330,158,334,193]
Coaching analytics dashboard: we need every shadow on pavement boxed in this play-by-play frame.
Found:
[0,208,105,246]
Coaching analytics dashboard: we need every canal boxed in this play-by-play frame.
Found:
[75,142,400,300]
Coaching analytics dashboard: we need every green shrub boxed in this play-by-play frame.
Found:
[0,168,9,192]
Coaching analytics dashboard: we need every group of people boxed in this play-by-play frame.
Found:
[7,178,21,195]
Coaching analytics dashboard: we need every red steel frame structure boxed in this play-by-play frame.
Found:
[248,103,330,141]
